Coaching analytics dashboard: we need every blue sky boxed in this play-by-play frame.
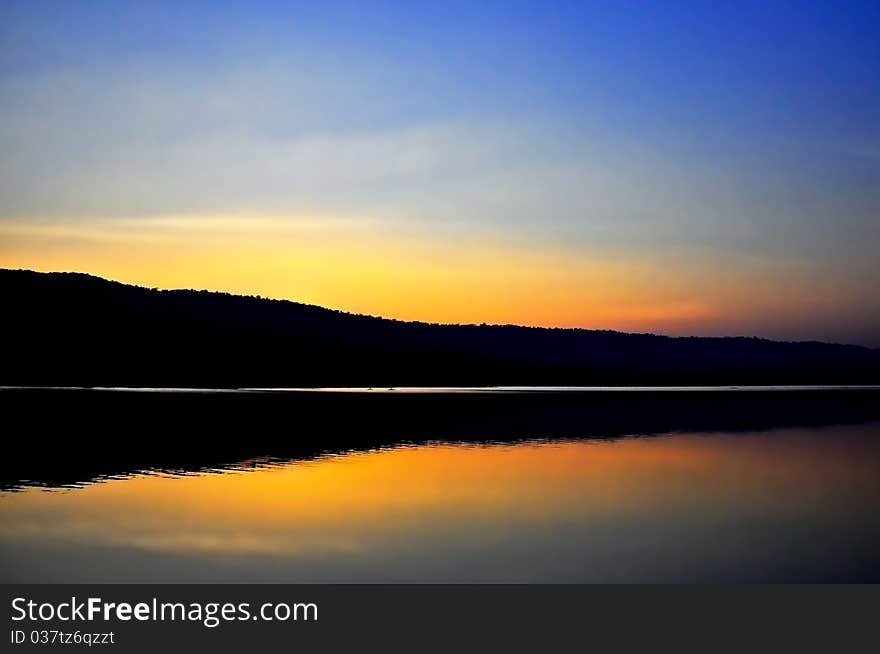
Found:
[1,1,878,344]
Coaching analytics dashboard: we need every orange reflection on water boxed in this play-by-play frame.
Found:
[2,426,879,568]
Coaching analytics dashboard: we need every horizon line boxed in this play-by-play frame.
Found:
[3,266,876,351]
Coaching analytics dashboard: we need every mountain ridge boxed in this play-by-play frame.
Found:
[2,268,878,386]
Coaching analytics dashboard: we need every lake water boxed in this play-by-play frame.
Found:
[2,416,879,583]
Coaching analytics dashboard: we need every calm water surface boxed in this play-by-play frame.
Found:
[2,422,879,582]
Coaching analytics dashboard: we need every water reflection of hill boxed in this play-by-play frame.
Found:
[2,387,879,490]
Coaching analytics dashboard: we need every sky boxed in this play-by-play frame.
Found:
[1,1,878,345]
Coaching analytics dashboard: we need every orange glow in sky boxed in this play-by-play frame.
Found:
[0,214,863,339]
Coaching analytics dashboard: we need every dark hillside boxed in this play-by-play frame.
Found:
[2,269,878,386]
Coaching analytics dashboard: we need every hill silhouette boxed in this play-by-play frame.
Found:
[2,268,878,386]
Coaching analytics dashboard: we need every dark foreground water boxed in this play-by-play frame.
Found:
[1,388,879,582]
